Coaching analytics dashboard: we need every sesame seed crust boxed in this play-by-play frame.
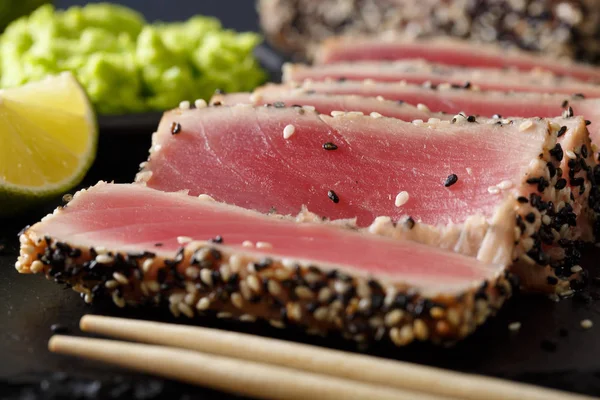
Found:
[16,232,513,347]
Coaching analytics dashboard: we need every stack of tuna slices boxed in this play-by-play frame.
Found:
[17,36,600,348]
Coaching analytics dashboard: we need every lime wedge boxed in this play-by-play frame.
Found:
[0,72,97,216]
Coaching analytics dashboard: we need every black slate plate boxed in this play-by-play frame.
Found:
[2,1,600,399]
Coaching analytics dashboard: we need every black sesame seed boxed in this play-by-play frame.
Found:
[212,101,222,106]
[323,142,338,151]
[327,190,340,203]
[555,178,567,190]
[557,126,567,137]
[525,212,536,223]
[154,243,163,247]
[466,115,476,122]
[582,145,589,159]
[517,196,529,204]
[396,100,404,104]
[546,276,559,285]
[463,81,471,89]
[566,106,574,118]
[337,77,347,82]
[561,100,569,108]
[444,174,458,187]
[586,120,592,126]
[573,93,585,99]
[50,323,69,334]
[550,144,564,162]
[170,122,181,135]
[273,101,286,108]
[547,162,556,178]
[405,216,415,229]
[210,235,223,244]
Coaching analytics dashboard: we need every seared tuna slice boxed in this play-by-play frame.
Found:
[137,104,585,292]
[16,182,514,346]
[283,60,600,98]
[315,36,600,82]
[263,80,600,145]
[259,0,600,65]
[210,91,443,121]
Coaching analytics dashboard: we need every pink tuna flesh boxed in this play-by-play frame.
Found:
[142,105,550,227]
[259,81,600,145]
[29,183,503,291]
[283,60,600,98]
[315,36,600,82]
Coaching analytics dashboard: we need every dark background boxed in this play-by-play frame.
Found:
[1,1,600,399]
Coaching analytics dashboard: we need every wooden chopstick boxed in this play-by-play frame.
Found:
[49,335,450,400]
[79,315,597,400]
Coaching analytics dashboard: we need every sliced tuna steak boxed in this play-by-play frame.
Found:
[16,182,514,346]
[283,60,600,98]
[261,80,600,145]
[315,37,600,82]
[137,104,588,292]
[210,91,443,121]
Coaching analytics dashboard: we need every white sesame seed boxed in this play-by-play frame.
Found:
[287,303,302,321]
[384,309,404,326]
[141,258,154,273]
[508,321,522,332]
[466,167,473,175]
[179,100,191,109]
[242,240,254,248]
[200,269,213,286]
[487,186,500,194]
[412,119,424,125]
[196,297,211,311]
[394,191,409,207]
[217,312,233,319]
[219,264,231,282]
[229,254,243,272]
[247,275,261,292]
[185,266,200,279]
[497,180,514,190]
[178,303,194,318]
[184,293,196,305]
[358,298,371,311]
[549,122,561,132]
[30,260,44,274]
[417,103,430,112]
[302,105,316,112]
[177,236,193,244]
[112,272,129,285]
[542,215,551,225]
[197,194,215,201]
[566,150,577,159]
[239,314,257,322]
[194,99,207,108]
[169,292,185,304]
[330,110,345,117]
[427,118,441,124]
[413,319,429,341]
[375,95,385,101]
[95,254,114,264]
[313,307,328,321]
[283,124,296,139]
[84,293,93,304]
[519,120,534,131]
[571,265,583,273]
[370,112,383,118]
[269,320,285,329]
[135,171,153,183]
[581,319,593,329]
[231,293,244,309]
[295,286,314,300]
[268,280,282,296]
[112,292,125,308]
[256,241,273,249]
[364,79,375,85]
[318,287,332,303]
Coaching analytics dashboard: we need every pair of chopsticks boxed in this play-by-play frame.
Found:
[49,315,596,400]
